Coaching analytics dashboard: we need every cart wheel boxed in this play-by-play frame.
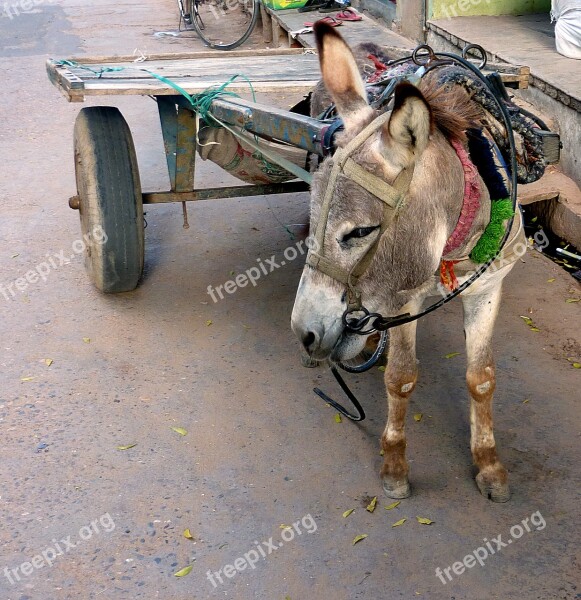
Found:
[73,106,144,293]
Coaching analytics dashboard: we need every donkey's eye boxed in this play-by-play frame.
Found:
[341,226,379,243]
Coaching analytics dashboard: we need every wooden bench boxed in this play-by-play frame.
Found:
[258,7,530,89]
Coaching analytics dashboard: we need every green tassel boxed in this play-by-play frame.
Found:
[469,199,515,264]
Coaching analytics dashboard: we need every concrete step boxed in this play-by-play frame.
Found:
[519,169,581,250]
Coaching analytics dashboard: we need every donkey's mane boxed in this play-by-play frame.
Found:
[419,75,483,143]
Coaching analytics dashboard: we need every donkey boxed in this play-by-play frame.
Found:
[291,23,525,502]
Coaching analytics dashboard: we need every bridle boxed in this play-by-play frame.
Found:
[305,109,414,313]
[305,46,520,421]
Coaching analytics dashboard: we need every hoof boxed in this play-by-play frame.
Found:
[476,468,511,503]
[382,475,411,499]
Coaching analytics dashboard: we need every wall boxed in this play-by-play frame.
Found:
[430,0,551,20]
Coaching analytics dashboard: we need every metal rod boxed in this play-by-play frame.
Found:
[556,247,581,261]
[142,181,310,204]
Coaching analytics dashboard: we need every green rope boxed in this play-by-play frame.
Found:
[144,70,257,124]
[53,60,124,79]
[469,199,515,264]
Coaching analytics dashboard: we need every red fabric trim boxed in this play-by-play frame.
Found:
[367,54,388,84]
[440,260,459,291]
[442,139,481,256]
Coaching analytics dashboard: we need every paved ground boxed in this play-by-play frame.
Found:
[0,2,580,600]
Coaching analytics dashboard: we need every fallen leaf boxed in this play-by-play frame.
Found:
[229,270,235,276]
[352,534,368,545]
[279,524,292,530]
[379,448,385,456]
[520,316,540,332]
[366,497,378,513]
[171,427,187,436]
[547,278,556,283]
[206,320,213,326]
[334,413,342,423]
[21,376,34,382]
[530,216,538,223]
[83,337,91,343]
[173,565,193,577]
[183,529,194,540]
[566,298,580,303]
[573,363,581,369]
[384,501,400,510]
[413,413,423,422]
[44,358,53,367]
[342,509,355,518]
[522,398,530,404]
[378,365,386,372]
[416,516,434,525]
[11,253,19,258]
[392,518,406,527]
[117,444,137,450]
[444,352,460,359]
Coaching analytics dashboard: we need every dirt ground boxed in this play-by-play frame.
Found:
[0,2,580,600]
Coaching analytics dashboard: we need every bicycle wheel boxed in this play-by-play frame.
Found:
[190,0,259,50]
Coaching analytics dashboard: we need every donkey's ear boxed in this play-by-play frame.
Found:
[384,82,432,166]
[314,21,368,128]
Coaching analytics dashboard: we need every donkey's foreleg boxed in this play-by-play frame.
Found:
[462,282,510,502]
[381,318,418,499]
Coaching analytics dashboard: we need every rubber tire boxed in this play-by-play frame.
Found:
[73,106,144,293]
[190,0,259,50]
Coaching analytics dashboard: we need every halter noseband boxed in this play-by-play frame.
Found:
[305,109,414,311]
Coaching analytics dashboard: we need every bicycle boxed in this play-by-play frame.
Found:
[177,0,259,50]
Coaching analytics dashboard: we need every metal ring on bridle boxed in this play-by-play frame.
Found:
[342,307,378,335]
[462,43,487,69]
[412,44,438,66]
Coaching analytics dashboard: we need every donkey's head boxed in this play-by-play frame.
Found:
[292,24,481,362]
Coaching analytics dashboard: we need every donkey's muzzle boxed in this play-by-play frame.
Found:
[293,321,324,356]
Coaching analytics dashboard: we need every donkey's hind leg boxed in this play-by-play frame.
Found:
[462,279,510,502]
[381,314,419,499]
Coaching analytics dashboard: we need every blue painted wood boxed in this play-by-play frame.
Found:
[157,97,179,191]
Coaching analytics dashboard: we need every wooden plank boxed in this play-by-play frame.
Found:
[61,54,321,80]
[67,80,317,100]
[65,47,310,65]
[46,52,322,99]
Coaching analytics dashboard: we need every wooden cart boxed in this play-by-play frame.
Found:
[46,47,531,293]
